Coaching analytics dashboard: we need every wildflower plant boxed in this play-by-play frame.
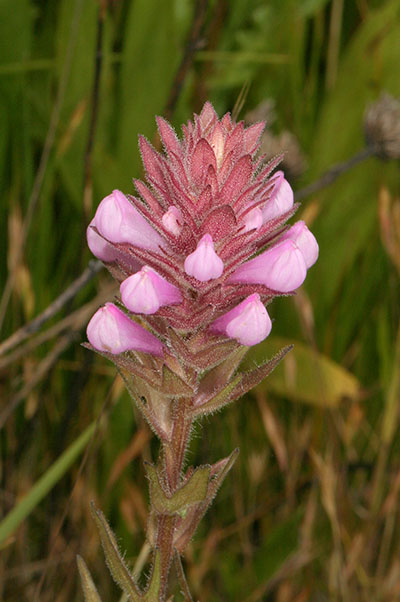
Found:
[80,102,318,600]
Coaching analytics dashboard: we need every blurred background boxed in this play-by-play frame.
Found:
[1,0,400,600]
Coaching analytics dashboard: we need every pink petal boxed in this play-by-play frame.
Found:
[87,220,119,262]
[120,266,182,315]
[281,221,319,268]
[87,303,163,356]
[94,190,164,251]
[228,239,307,292]
[162,206,183,236]
[184,234,224,282]
[242,207,263,232]
[211,294,272,346]
[261,172,294,222]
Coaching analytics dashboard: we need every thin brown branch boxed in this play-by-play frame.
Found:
[0,333,75,430]
[174,552,194,602]
[0,260,103,358]
[294,146,375,201]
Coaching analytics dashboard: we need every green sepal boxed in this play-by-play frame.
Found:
[146,464,211,516]
[91,503,144,601]
[197,347,249,400]
[77,555,103,602]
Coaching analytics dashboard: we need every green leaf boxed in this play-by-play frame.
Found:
[77,555,103,602]
[0,422,95,545]
[92,504,143,601]
[193,375,242,417]
[245,338,360,407]
[146,464,211,516]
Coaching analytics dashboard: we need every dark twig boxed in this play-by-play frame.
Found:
[163,0,209,121]
[0,0,85,331]
[294,146,375,201]
[0,283,114,370]
[0,260,103,357]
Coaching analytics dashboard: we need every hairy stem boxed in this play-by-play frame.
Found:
[155,398,194,600]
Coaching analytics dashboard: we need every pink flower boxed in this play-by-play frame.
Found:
[87,303,163,356]
[281,220,319,268]
[184,234,224,282]
[120,266,182,315]
[211,294,272,346]
[228,240,307,292]
[261,171,294,223]
[162,206,183,236]
[86,102,318,357]
[87,219,119,262]
[94,189,164,251]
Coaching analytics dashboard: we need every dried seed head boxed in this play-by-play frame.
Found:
[364,93,400,160]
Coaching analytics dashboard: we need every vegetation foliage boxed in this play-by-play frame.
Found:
[1,0,400,600]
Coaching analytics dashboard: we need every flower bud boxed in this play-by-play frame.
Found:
[229,239,307,292]
[211,294,272,346]
[242,207,263,232]
[87,219,119,262]
[162,206,183,236]
[94,189,164,251]
[184,234,224,282]
[261,172,294,223]
[87,302,163,356]
[120,266,182,315]
[281,221,319,268]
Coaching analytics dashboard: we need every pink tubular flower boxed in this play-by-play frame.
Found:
[211,294,272,346]
[228,240,307,293]
[184,234,224,282]
[261,171,294,223]
[86,101,318,354]
[120,266,182,315]
[94,189,164,251]
[87,303,163,356]
[87,219,119,262]
[281,220,319,268]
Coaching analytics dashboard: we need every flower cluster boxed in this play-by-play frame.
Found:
[86,102,318,358]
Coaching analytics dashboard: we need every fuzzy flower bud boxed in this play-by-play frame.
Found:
[261,172,294,223]
[184,234,224,282]
[229,239,307,293]
[94,189,164,251]
[211,294,272,346]
[120,266,182,315]
[162,206,183,236]
[87,302,163,356]
[87,219,119,262]
[282,221,319,268]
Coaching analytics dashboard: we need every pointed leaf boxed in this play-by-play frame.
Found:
[174,449,239,552]
[77,556,103,602]
[91,504,144,601]
[146,464,210,515]
[228,346,293,403]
